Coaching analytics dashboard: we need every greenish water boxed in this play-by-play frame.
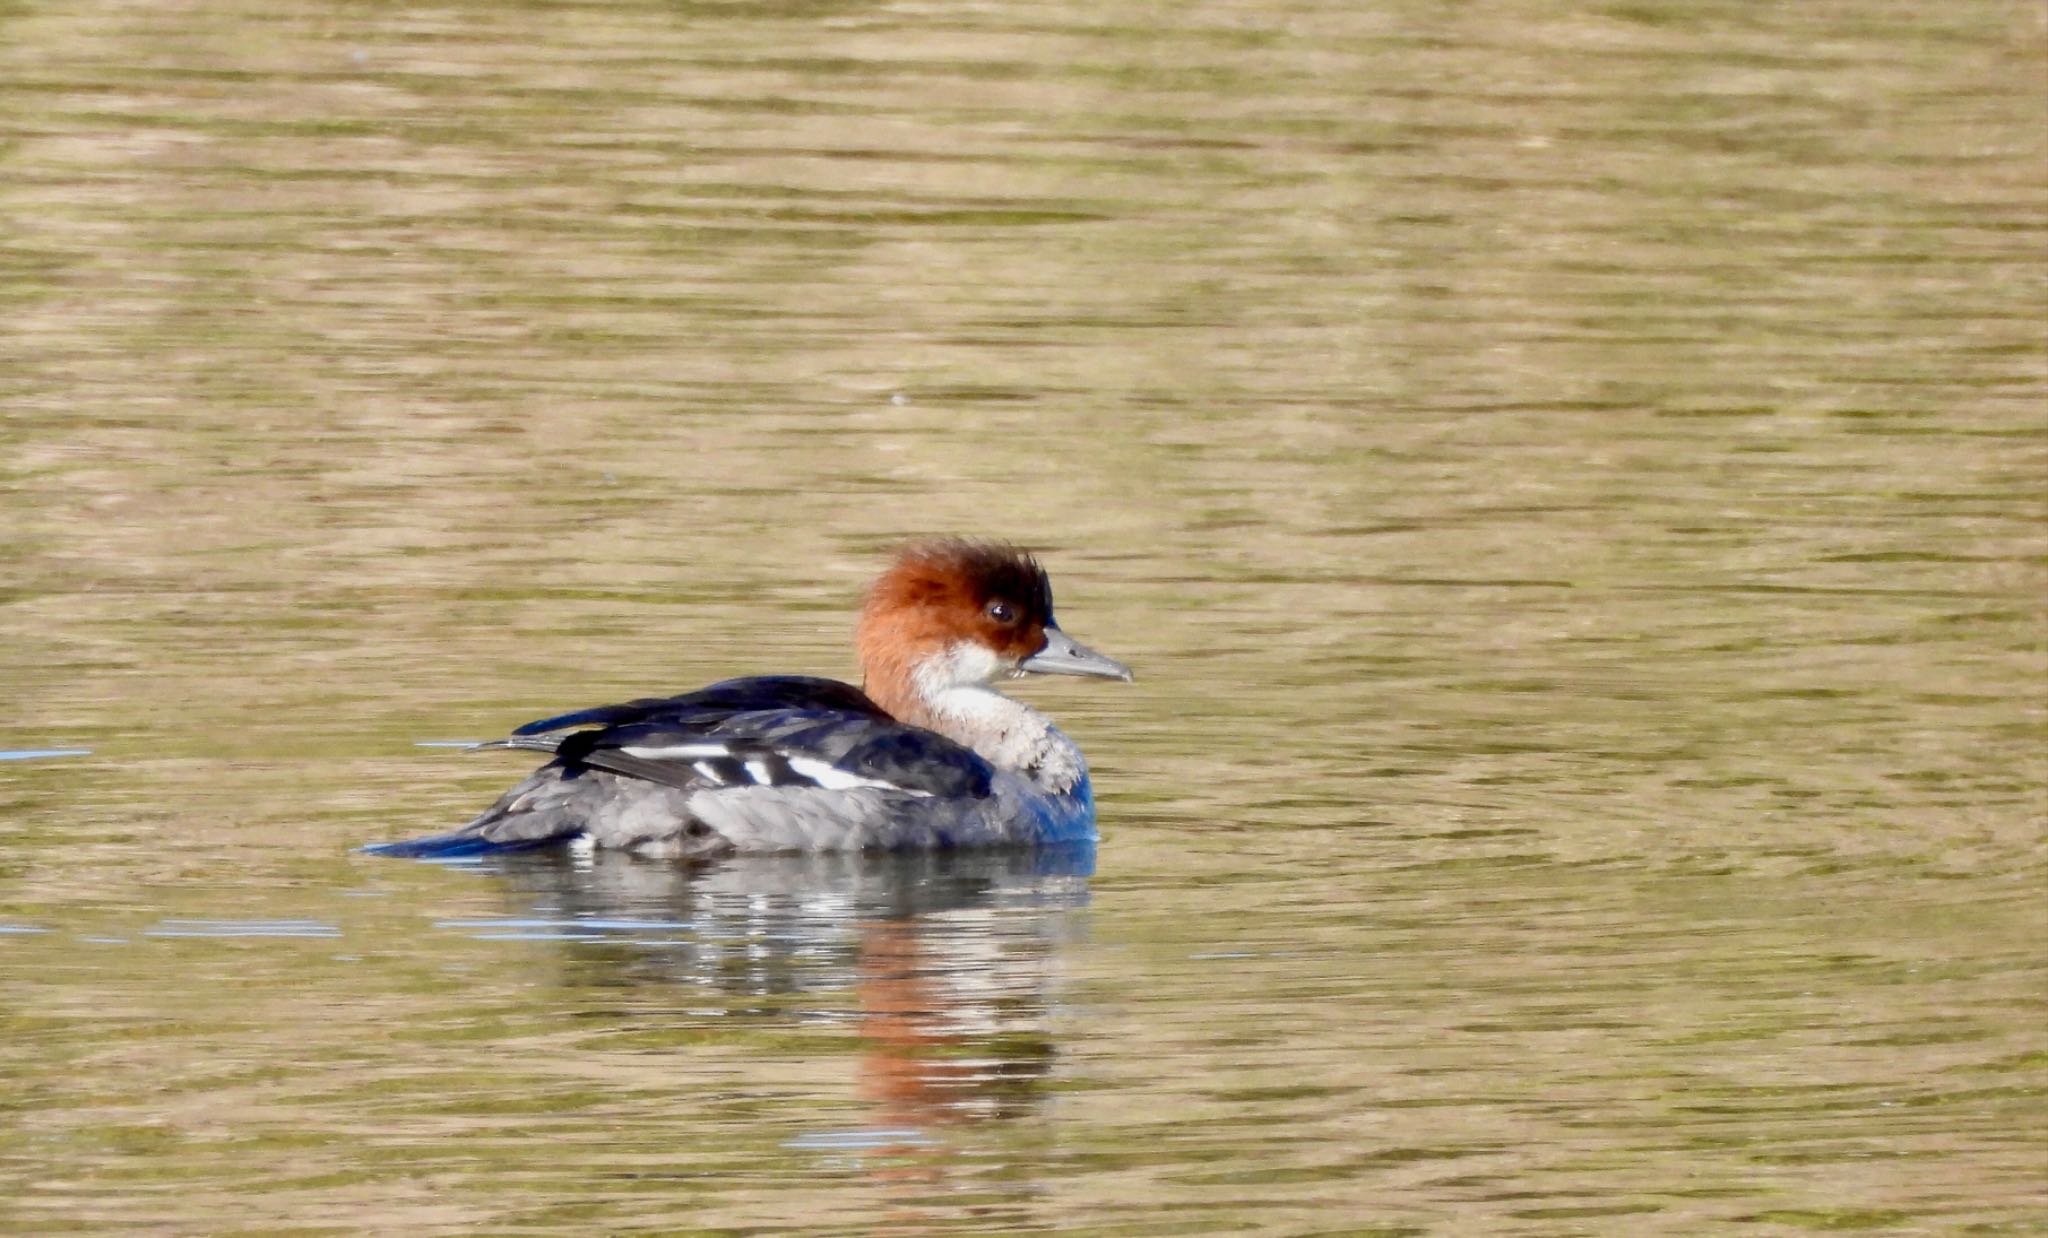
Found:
[2,0,2043,1232]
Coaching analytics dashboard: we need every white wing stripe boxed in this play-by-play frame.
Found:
[785,755,905,792]
[621,744,729,760]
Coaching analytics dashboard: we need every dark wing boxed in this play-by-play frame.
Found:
[512,675,887,736]
[495,675,994,800]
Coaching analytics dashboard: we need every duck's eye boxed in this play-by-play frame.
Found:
[986,600,1016,624]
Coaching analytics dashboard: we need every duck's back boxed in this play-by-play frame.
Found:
[368,675,1090,858]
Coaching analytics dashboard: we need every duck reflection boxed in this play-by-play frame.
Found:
[461,845,1092,1163]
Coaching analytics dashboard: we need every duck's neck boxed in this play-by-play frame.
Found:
[865,653,1086,793]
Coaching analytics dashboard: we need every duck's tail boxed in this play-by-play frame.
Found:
[359,830,563,860]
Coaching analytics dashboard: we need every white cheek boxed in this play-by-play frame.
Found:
[957,642,1007,684]
[917,640,1008,692]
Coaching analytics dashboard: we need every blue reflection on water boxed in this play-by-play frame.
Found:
[144,919,343,938]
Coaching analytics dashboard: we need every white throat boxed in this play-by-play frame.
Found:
[912,642,1087,792]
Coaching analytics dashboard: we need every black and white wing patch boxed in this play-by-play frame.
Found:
[491,675,995,800]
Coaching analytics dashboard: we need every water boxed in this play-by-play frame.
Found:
[3,0,2043,1232]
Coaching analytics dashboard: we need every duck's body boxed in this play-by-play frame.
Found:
[368,541,1129,859]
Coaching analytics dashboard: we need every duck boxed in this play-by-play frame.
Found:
[366,539,1131,859]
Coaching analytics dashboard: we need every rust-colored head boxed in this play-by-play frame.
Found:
[856,539,1132,726]
[856,540,1053,718]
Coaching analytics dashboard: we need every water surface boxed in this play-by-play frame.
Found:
[2,0,2043,1232]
